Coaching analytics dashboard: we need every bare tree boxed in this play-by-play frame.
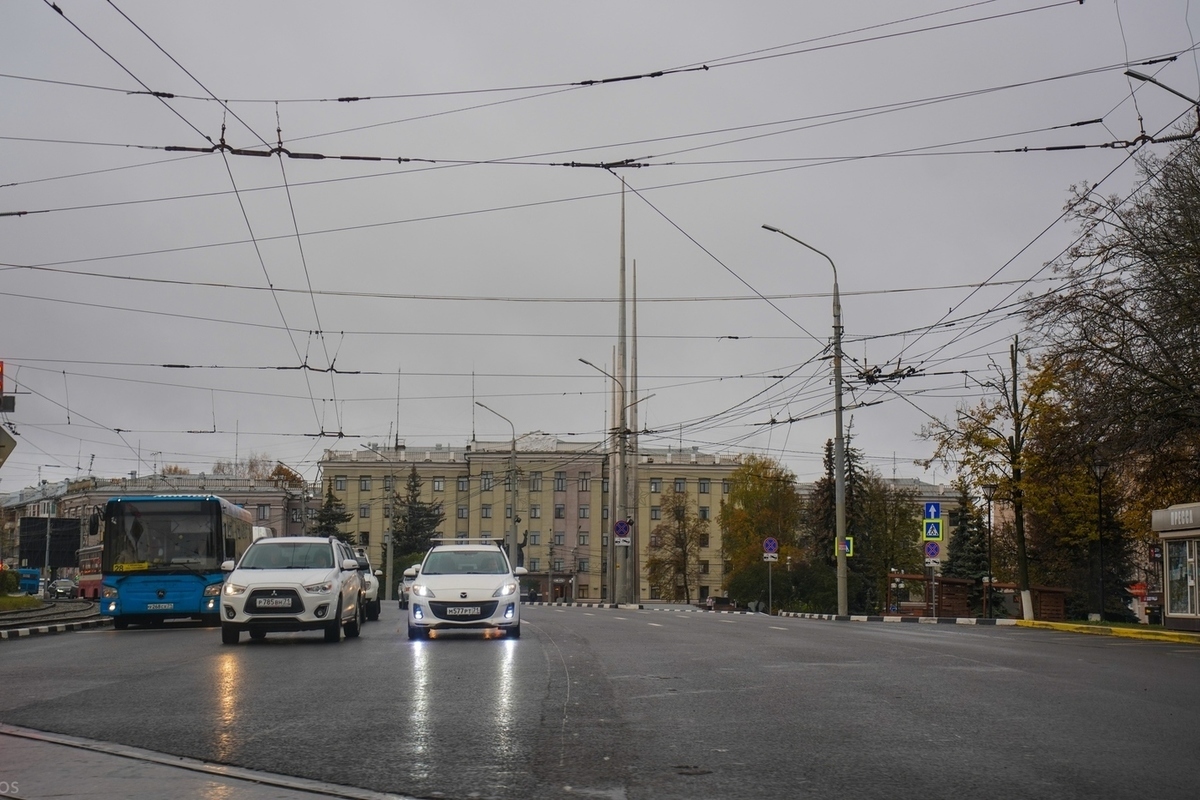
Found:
[646,489,706,604]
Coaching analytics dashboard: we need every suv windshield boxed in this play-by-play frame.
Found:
[241,542,334,570]
[421,550,508,575]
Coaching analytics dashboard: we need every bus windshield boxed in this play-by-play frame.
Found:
[103,499,220,574]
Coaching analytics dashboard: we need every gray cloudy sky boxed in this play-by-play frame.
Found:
[2,0,1196,489]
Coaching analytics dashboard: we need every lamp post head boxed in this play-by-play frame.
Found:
[1090,460,1110,482]
[981,483,998,502]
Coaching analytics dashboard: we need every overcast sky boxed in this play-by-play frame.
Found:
[2,0,1197,490]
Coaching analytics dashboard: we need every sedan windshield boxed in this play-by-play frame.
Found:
[240,542,334,569]
[421,550,508,575]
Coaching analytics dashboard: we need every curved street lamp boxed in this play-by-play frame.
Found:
[476,402,519,571]
[762,224,848,616]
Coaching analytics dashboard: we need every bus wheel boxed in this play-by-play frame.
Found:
[113,618,129,630]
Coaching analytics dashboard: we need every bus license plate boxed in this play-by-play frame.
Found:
[256,598,291,608]
[446,606,479,616]
[146,603,173,610]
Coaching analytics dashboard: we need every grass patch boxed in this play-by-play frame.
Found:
[0,595,44,612]
[1072,619,1159,630]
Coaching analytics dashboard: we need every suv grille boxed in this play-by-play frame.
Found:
[246,588,302,614]
[429,601,498,622]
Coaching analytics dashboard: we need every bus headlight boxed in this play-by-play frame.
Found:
[203,583,223,597]
[102,587,119,599]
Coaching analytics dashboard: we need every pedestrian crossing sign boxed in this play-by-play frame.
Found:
[923,520,943,541]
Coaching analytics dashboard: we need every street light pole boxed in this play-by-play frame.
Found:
[360,445,398,601]
[762,224,848,616]
[580,358,630,605]
[476,402,518,571]
[982,482,998,619]
[1091,460,1110,622]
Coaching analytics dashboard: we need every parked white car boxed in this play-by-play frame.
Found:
[219,536,362,644]
[354,548,382,622]
[405,543,527,640]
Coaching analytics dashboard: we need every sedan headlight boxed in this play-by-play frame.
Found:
[223,582,246,596]
[304,581,334,594]
[410,584,435,598]
[493,581,519,598]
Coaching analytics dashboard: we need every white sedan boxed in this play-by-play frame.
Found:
[405,544,527,640]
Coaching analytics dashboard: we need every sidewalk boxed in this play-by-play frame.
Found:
[0,725,412,800]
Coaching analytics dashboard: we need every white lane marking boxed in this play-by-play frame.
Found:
[769,626,788,631]
[648,622,663,627]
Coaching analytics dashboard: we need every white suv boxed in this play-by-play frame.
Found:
[220,537,363,644]
[405,543,527,640]
[354,548,382,622]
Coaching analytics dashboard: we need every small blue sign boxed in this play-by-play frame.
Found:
[925,541,940,558]
[763,537,779,553]
[924,502,941,520]
[614,519,631,538]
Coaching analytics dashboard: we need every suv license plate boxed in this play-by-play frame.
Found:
[146,603,173,610]
[446,606,480,616]
[256,598,291,608]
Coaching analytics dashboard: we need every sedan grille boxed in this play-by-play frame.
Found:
[429,601,498,622]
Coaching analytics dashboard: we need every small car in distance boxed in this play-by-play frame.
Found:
[219,536,362,644]
[49,579,78,599]
[398,565,420,610]
[405,542,527,640]
[354,549,382,622]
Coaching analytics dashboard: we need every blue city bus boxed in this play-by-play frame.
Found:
[17,568,40,595]
[99,495,253,629]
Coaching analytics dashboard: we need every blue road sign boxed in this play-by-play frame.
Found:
[614,519,631,537]
[925,541,940,558]
[763,537,779,553]
[924,520,943,541]
[924,502,941,520]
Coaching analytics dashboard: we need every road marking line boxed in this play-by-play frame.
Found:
[769,626,788,631]
[648,622,663,627]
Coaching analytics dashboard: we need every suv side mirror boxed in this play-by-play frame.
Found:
[403,567,418,578]
[341,558,360,571]
[221,560,235,571]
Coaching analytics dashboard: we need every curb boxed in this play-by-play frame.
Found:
[778,611,1018,626]
[0,618,111,640]
[1014,619,1200,645]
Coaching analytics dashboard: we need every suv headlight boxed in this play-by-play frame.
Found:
[223,583,246,596]
[203,583,223,597]
[493,581,518,597]
[410,584,435,598]
[304,581,334,594]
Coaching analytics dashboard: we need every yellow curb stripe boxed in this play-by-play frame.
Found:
[1015,620,1200,645]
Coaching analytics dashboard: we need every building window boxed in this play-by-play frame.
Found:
[650,533,661,547]
[602,506,609,519]
[481,504,493,519]
[700,533,710,548]
[649,478,662,493]
[701,560,710,574]
[578,533,589,546]
[675,478,686,493]
[480,533,491,542]
[530,532,540,545]
[579,472,591,491]
[433,476,445,492]
[361,532,370,547]
[579,587,589,599]
[530,472,542,492]
[554,559,564,572]
[290,509,301,523]
[458,476,469,492]
[699,506,710,520]
[699,478,711,494]
[384,505,392,518]
[554,532,565,546]
[506,505,513,519]
[530,504,541,519]
[722,480,731,494]
[457,505,468,519]
[360,476,372,491]
[650,587,661,600]
[602,535,608,546]
[530,558,540,571]
[359,504,371,518]
[651,506,661,520]
[457,532,468,543]
[554,472,567,491]
[579,505,590,519]
[335,475,347,491]
[481,471,494,491]
[602,478,609,493]
[578,559,590,572]
[724,560,732,574]
[554,504,565,519]
[257,504,270,521]
[383,476,393,492]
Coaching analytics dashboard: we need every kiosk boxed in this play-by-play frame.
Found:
[1152,502,1200,632]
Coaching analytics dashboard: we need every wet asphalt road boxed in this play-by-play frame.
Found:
[1,604,1198,799]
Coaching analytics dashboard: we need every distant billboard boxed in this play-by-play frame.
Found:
[18,517,82,569]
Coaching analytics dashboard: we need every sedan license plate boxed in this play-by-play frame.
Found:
[146,603,173,610]
[256,597,291,609]
[446,606,480,616]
